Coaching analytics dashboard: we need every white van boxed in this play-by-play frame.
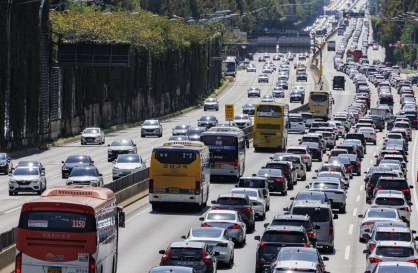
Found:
[392,65,400,75]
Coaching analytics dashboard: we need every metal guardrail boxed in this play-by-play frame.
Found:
[0,227,17,252]
[103,168,150,192]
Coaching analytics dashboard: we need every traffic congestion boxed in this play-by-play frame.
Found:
[2,0,418,272]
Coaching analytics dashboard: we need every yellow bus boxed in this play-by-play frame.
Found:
[149,141,211,211]
[308,91,334,120]
[253,102,289,152]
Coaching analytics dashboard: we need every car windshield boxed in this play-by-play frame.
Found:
[70,168,97,177]
[111,140,132,146]
[205,99,216,103]
[238,179,266,188]
[244,104,254,108]
[292,207,330,222]
[234,115,249,120]
[200,116,216,121]
[207,213,236,221]
[66,156,90,164]
[272,220,312,231]
[117,155,140,163]
[143,121,158,126]
[296,192,324,201]
[277,251,317,262]
[186,129,204,136]
[169,248,202,259]
[286,149,306,154]
[374,265,417,273]
[394,123,409,128]
[378,180,408,190]
[13,168,39,176]
[375,246,414,257]
[317,173,342,179]
[367,210,397,218]
[0,154,6,160]
[257,169,283,177]
[282,156,301,164]
[83,129,99,134]
[191,228,222,238]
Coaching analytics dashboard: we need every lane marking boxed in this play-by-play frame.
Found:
[348,224,353,235]
[78,150,90,154]
[411,131,418,216]
[356,195,360,202]
[373,152,376,156]
[5,206,21,214]
[140,144,151,148]
[345,245,350,260]
[127,207,151,223]
[369,160,373,164]
[360,185,364,191]
[353,208,357,217]
[49,174,61,179]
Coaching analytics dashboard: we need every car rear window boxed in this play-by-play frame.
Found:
[271,220,312,231]
[375,232,411,241]
[375,246,414,257]
[292,207,330,222]
[289,117,303,122]
[369,173,397,185]
[377,180,408,190]
[287,149,306,154]
[169,248,202,259]
[207,213,236,221]
[238,179,266,188]
[331,150,347,156]
[375,197,405,206]
[301,137,319,142]
[367,210,397,218]
[261,231,307,243]
[282,157,301,164]
[266,163,290,170]
[217,198,247,206]
[312,183,339,189]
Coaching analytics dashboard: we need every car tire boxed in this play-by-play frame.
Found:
[357,170,361,176]
[227,253,234,269]
[247,223,255,233]
[141,134,144,138]
[81,142,84,145]
[301,174,307,181]
[259,212,266,221]
[151,204,159,211]
[282,188,287,196]
[339,204,346,213]
[373,141,377,145]
[216,107,219,111]
[204,108,207,111]
[307,165,312,172]
[62,175,66,179]
[325,244,334,254]
[8,191,14,196]
[318,156,322,162]
[288,182,294,190]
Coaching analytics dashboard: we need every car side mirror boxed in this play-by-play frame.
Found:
[61,161,64,164]
[133,144,137,146]
[108,144,110,147]
[363,250,370,255]
[211,200,216,204]
[410,185,414,188]
[159,250,166,254]
[409,202,413,206]
[118,211,126,228]
[283,207,289,211]
[254,235,261,241]
[264,223,269,228]
[181,235,186,239]
[315,225,320,229]
[99,174,103,177]
[364,171,367,174]
[290,197,295,200]
[252,202,258,206]
[323,256,329,261]
[295,167,299,169]
[333,214,339,220]
[91,161,94,164]
[358,214,364,218]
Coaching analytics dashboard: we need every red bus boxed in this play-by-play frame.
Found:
[353,50,363,62]
[15,185,125,273]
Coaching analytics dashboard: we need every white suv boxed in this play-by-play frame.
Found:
[287,114,305,134]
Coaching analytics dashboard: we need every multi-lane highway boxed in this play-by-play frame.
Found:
[1,1,415,273]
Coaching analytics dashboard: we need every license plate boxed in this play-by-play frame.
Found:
[19,185,29,188]
[169,188,179,194]
[48,267,62,273]
[178,261,194,266]
[122,171,131,175]
[215,164,222,168]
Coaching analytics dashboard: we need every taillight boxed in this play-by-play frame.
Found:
[15,251,22,273]
[370,244,375,250]
[195,181,201,195]
[302,156,309,160]
[201,222,211,227]
[333,128,337,130]
[375,187,383,192]
[355,162,359,166]
[275,178,285,183]
[330,137,335,140]
[149,179,154,193]
[367,182,371,190]
[371,133,376,136]
[362,222,373,226]
[347,165,352,170]
[402,189,410,193]
[240,207,251,213]
[211,206,217,210]
[234,159,239,169]
[377,157,382,161]
[89,255,96,273]
[402,207,409,211]
[263,189,267,196]
[307,231,315,238]
[230,224,241,229]
[202,249,211,264]
[329,221,333,235]
[408,259,418,264]
[259,242,265,247]
[351,151,356,154]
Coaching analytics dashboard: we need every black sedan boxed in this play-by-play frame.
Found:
[0,153,13,174]
[242,103,256,115]
[256,168,287,195]
[61,155,94,178]
[296,71,308,81]
[302,142,323,161]
[276,80,288,89]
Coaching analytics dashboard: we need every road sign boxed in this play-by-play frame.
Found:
[225,104,234,121]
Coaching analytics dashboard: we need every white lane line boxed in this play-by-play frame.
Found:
[5,206,21,214]
[78,150,90,154]
[353,208,358,217]
[49,174,61,179]
[373,152,376,156]
[411,131,418,216]
[140,144,151,148]
[127,207,151,223]
[356,195,360,202]
[104,174,111,178]
[376,146,379,150]
[360,185,364,191]
[348,224,353,235]
[235,101,239,105]
[218,71,243,101]
[345,245,350,260]
[369,160,373,164]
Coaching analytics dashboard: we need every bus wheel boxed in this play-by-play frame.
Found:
[195,203,203,212]
[151,204,159,211]
[112,254,118,273]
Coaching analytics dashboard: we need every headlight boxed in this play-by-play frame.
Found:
[0,164,5,167]
[33,178,40,184]
[9,179,15,184]
[114,166,119,169]
[155,129,160,133]
[66,180,73,185]
[62,167,68,170]
[129,149,133,152]
[141,128,145,132]
[91,182,98,187]
[108,149,112,152]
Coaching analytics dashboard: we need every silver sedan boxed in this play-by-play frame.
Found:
[199,210,247,247]
[365,241,418,272]
[181,227,234,268]
[358,208,404,242]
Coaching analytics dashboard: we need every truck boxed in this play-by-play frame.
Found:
[337,27,344,36]
[328,40,336,51]
[222,56,237,77]
[370,107,390,121]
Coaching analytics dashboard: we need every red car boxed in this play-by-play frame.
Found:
[273,55,280,61]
